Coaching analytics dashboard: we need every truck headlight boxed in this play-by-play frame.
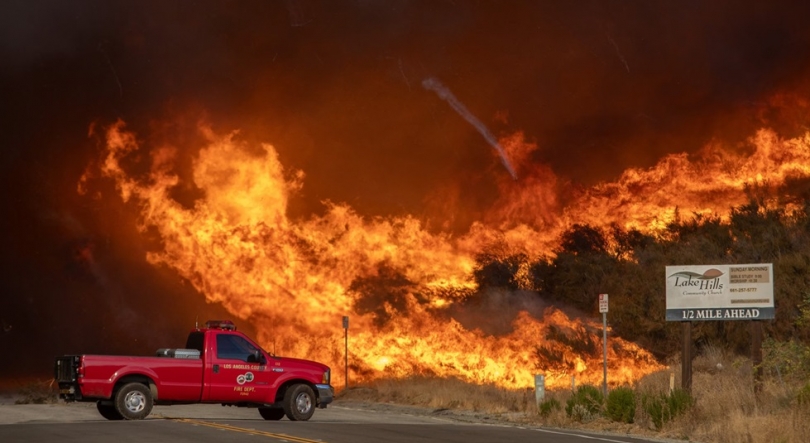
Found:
[322,369,330,385]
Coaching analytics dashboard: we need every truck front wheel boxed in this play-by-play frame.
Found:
[282,384,315,421]
[114,382,154,420]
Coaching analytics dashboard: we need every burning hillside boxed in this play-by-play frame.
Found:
[76,114,810,389]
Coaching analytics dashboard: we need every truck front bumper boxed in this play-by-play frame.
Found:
[315,384,334,408]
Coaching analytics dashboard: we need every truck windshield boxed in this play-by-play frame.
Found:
[216,334,260,362]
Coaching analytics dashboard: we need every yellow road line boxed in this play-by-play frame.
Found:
[171,418,326,443]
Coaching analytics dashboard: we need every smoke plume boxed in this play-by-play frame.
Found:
[422,77,518,179]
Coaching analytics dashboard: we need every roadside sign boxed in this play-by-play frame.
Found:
[665,264,774,321]
[599,294,608,313]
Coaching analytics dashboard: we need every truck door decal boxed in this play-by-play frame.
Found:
[236,372,255,385]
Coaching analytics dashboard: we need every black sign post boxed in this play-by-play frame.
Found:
[682,322,692,393]
[342,316,349,391]
[751,320,763,393]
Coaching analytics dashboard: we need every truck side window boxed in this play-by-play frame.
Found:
[216,334,259,362]
[185,332,205,352]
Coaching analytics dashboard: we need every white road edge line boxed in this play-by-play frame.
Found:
[535,428,639,443]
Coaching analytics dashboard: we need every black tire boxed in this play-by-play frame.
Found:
[282,384,315,421]
[258,407,285,420]
[97,401,123,420]
[114,382,153,420]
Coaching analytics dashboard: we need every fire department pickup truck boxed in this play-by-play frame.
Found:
[54,320,333,421]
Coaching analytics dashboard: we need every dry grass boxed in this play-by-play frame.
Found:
[666,346,810,443]
[7,379,58,405]
[340,375,537,414]
[339,348,810,443]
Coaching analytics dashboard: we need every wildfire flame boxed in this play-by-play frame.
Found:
[82,118,810,390]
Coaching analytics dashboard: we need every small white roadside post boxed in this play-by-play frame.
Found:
[599,293,609,398]
[534,374,545,405]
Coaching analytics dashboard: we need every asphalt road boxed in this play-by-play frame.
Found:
[0,401,665,443]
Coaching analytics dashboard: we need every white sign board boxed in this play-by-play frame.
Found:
[598,293,608,313]
[665,263,774,321]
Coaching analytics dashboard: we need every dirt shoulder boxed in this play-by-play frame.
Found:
[332,399,688,443]
[0,392,19,406]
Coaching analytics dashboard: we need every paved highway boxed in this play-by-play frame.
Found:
[0,401,666,443]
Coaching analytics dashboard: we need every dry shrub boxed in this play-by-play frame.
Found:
[692,344,730,374]
[13,379,58,405]
[635,367,675,393]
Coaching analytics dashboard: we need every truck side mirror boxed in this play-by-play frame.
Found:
[247,350,266,365]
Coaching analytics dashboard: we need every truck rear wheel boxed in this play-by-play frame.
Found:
[97,401,123,420]
[114,382,153,420]
[282,384,315,421]
[259,407,285,420]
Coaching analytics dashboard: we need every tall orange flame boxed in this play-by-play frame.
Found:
[84,119,810,390]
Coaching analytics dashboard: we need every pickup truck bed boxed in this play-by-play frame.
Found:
[57,355,204,401]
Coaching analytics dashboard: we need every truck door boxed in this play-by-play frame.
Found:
[207,332,276,403]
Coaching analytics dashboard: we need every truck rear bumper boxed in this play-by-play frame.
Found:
[58,384,77,402]
[315,384,333,408]
[57,382,87,402]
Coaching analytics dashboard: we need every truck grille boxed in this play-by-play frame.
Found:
[54,356,79,382]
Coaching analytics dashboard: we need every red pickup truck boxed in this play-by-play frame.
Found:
[54,320,333,421]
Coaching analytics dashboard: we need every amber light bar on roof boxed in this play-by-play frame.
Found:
[205,320,236,330]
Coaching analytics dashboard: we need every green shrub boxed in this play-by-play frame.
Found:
[667,388,693,416]
[797,382,810,407]
[565,385,604,422]
[538,397,561,417]
[641,388,693,430]
[761,338,810,382]
[606,386,636,423]
[641,393,667,430]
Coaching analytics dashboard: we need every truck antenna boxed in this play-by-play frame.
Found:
[195,316,199,329]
